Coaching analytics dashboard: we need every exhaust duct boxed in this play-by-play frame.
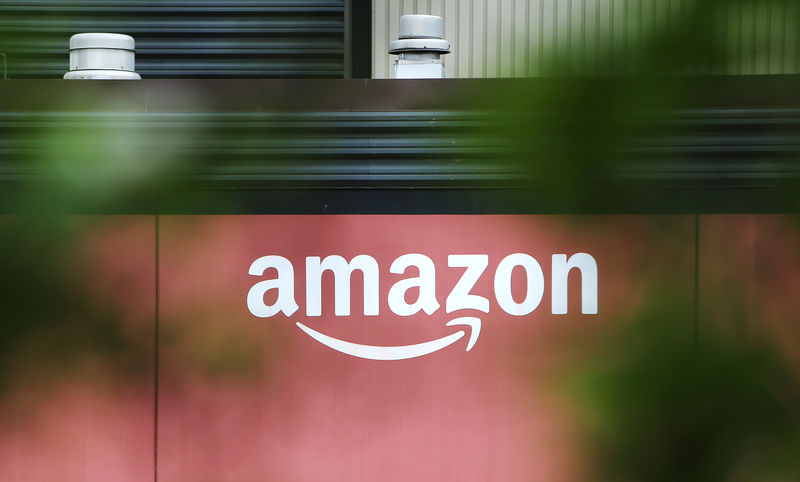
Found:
[389,15,450,79]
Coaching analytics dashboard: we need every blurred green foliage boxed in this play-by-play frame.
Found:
[560,296,800,481]
[0,217,153,394]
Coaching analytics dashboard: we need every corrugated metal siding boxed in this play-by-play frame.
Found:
[0,1,345,78]
[1,78,799,212]
[2,108,798,186]
[0,110,509,183]
[373,0,800,78]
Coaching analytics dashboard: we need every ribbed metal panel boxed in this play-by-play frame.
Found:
[0,110,508,183]
[373,0,800,78]
[1,107,798,186]
[0,77,798,214]
[0,1,345,78]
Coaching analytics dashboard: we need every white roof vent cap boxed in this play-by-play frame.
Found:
[389,15,450,79]
[64,33,141,80]
[399,14,443,39]
[389,15,450,54]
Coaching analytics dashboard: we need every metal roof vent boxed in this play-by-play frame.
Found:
[389,15,450,79]
[63,33,141,80]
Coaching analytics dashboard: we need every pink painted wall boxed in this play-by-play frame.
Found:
[1,214,797,481]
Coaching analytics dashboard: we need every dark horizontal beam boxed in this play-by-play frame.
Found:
[0,78,798,213]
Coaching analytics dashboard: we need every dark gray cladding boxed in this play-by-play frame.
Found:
[0,0,345,78]
[0,78,798,213]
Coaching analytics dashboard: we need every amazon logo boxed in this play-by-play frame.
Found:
[246,253,597,360]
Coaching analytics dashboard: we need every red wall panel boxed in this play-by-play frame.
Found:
[157,215,694,482]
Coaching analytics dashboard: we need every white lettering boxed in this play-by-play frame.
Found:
[306,255,379,316]
[249,251,598,322]
[551,253,598,314]
[247,255,299,317]
[388,254,440,316]
[494,253,544,316]
[446,254,489,313]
